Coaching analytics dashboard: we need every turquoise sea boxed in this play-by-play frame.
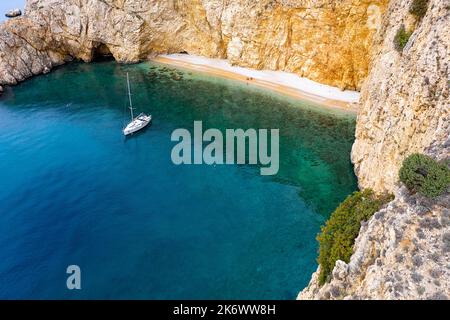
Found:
[0,60,357,299]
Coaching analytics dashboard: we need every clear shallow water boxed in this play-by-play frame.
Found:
[0,60,357,299]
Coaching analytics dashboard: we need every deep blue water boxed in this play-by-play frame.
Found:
[0,61,357,299]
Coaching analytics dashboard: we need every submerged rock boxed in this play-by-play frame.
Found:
[5,9,22,18]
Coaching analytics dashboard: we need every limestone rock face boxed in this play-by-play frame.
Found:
[351,0,450,193]
[0,0,448,301]
[0,0,388,89]
[299,0,449,300]
[215,0,389,90]
[298,188,450,300]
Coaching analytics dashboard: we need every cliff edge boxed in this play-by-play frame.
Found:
[0,0,389,90]
[299,0,449,300]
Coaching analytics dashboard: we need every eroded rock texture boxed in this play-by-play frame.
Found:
[0,0,388,89]
[298,188,450,300]
[299,0,449,299]
[352,0,449,194]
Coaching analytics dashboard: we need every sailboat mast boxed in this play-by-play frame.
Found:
[127,72,134,120]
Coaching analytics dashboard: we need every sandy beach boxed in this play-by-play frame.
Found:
[152,54,360,112]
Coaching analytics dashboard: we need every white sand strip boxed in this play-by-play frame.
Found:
[157,54,360,105]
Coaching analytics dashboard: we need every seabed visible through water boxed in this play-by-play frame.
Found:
[0,60,357,299]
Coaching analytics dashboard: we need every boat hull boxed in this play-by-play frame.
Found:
[123,114,152,136]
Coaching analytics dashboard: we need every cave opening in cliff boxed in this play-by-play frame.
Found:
[92,43,114,62]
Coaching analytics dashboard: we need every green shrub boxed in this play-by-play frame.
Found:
[394,25,412,51]
[317,190,393,285]
[409,0,430,19]
[399,153,450,198]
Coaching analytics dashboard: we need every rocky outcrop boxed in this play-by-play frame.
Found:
[0,0,448,300]
[298,188,449,300]
[299,0,449,300]
[0,0,389,89]
[351,0,449,193]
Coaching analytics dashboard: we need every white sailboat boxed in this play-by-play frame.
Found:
[123,73,151,136]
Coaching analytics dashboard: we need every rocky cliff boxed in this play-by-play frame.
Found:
[299,188,449,300]
[352,0,449,194]
[0,0,388,90]
[299,0,449,300]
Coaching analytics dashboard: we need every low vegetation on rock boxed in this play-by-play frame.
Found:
[394,25,413,51]
[409,0,430,19]
[399,153,450,198]
[317,190,393,285]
